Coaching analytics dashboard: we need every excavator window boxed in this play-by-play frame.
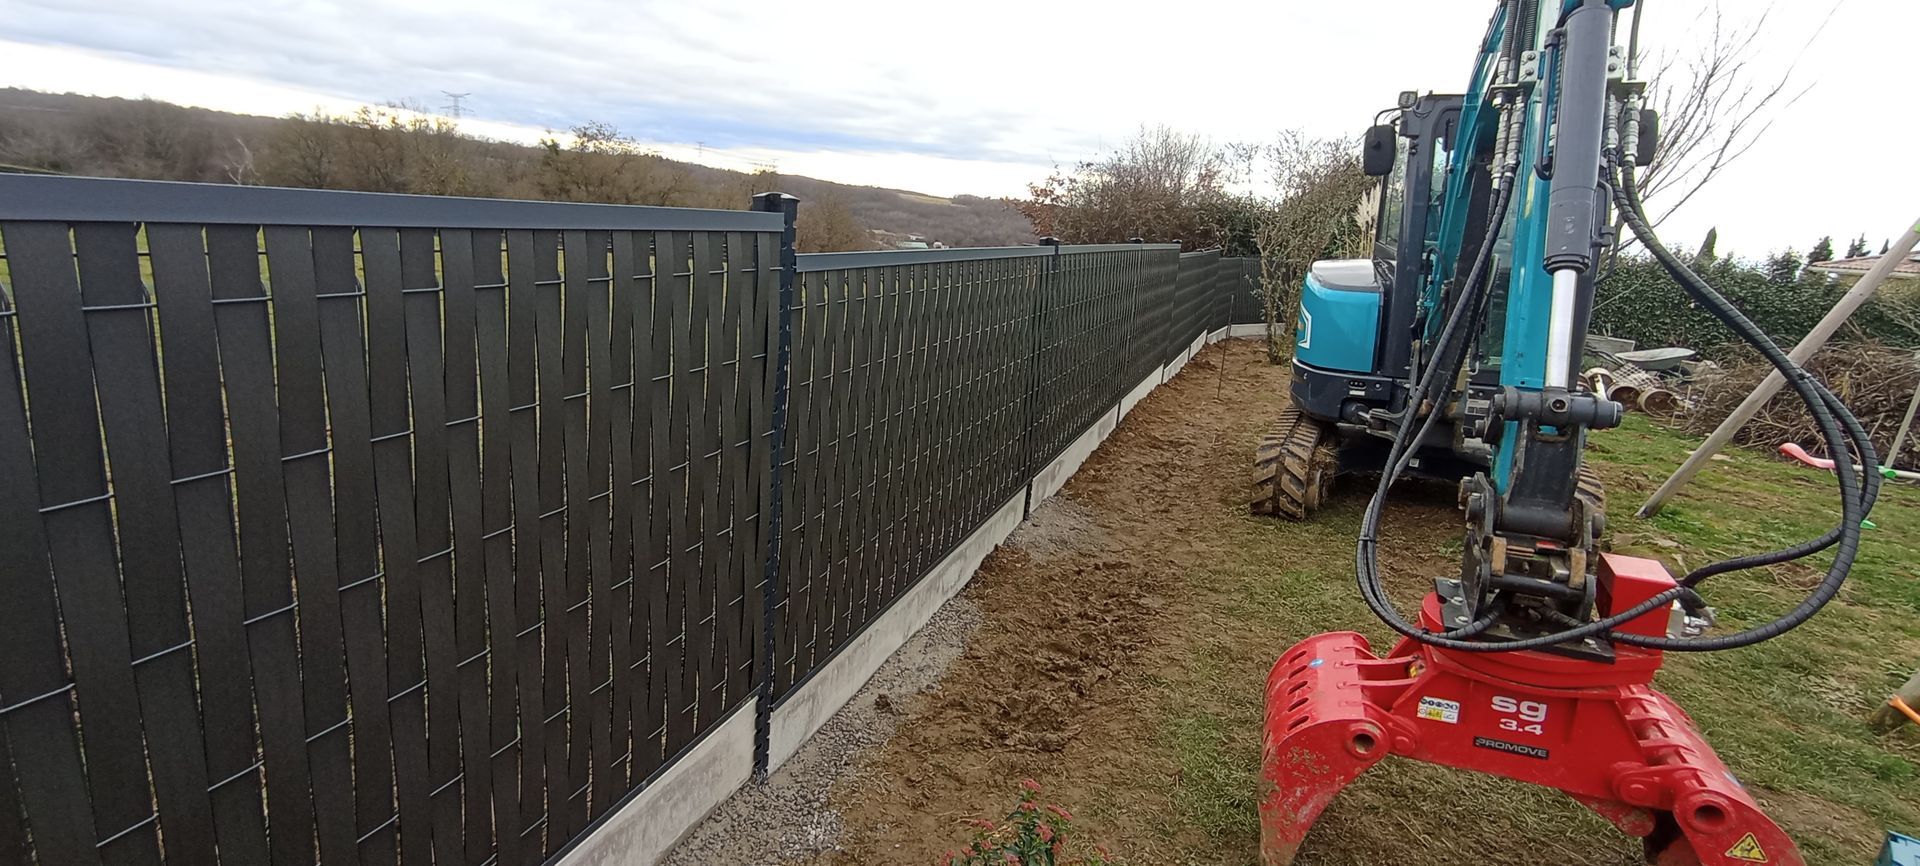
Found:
[1375,137,1408,255]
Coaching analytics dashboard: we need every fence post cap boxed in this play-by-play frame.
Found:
[751,191,800,219]
[1036,236,1062,246]
[1128,237,1146,244]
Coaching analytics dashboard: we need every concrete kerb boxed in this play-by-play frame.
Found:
[765,489,1025,773]
[1119,367,1161,420]
[553,701,756,866]
[1029,407,1118,507]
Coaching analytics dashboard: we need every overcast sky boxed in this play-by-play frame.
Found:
[0,0,1909,257]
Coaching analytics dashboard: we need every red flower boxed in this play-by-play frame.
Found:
[1019,778,1042,793]
[1046,804,1073,820]
[1037,823,1055,843]
[968,818,996,830]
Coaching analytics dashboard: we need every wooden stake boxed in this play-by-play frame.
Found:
[1870,667,1920,732]
[1638,217,1920,517]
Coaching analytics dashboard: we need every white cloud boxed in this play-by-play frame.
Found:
[1,0,1911,254]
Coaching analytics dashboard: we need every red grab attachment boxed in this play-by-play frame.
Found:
[1260,554,1800,866]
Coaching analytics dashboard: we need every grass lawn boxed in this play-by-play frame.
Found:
[800,342,1913,866]
[1170,412,1920,865]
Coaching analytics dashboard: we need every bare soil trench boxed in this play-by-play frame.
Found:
[669,339,1876,865]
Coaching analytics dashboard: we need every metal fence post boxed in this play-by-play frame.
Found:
[1127,237,1145,359]
[751,191,798,780]
[1023,237,1062,515]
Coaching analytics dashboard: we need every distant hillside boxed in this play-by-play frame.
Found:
[0,88,1036,250]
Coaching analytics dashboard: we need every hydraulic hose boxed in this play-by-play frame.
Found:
[1600,157,1879,651]
[1351,135,1880,655]
[1354,164,1522,642]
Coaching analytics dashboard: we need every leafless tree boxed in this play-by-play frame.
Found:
[222,136,258,185]
[795,191,875,252]
[263,110,340,188]
[1632,2,1831,226]
[78,98,216,181]
[1012,126,1233,248]
[1251,131,1374,363]
[536,121,695,206]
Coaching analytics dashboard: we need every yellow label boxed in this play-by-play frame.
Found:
[1725,833,1768,862]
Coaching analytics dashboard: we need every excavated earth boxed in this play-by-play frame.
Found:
[669,340,1757,865]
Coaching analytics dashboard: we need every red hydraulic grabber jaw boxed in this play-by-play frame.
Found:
[1261,553,1799,866]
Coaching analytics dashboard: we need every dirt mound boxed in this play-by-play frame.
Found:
[980,559,1154,752]
[815,340,1281,863]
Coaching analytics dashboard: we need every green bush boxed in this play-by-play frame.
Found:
[1590,254,1920,358]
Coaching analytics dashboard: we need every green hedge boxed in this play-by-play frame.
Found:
[1589,255,1920,358]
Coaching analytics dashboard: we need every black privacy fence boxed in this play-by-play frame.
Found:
[0,175,1250,866]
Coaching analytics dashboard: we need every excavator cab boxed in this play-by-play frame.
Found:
[1255,93,1501,519]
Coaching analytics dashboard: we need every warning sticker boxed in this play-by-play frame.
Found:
[1724,833,1768,862]
[1417,696,1461,724]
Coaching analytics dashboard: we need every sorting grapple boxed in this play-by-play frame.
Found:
[1261,554,1800,866]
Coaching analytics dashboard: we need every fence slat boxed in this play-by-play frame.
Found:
[206,223,319,866]
[822,268,853,658]
[363,225,435,866]
[259,224,359,866]
[606,230,641,797]
[692,231,727,725]
[720,231,755,702]
[396,226,467,865]
[0,223,103,866]
[749,231,779,697]
[619,229,661,785]
[641,229,678,774]
[578,228,617,824]
[17,220,164,866]
[71,223,223,866]
[662,229,698,752]
[472,228,523,866]
[557,228,597,836]
[438,227,496,864]
[147,223,278,864]
[311,224,401,866]
[529,227,570,854]
[502,228,549,852]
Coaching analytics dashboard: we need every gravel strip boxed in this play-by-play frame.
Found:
[657,594,982,865]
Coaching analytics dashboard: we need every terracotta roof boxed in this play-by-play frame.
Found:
[1806,251,1920,278]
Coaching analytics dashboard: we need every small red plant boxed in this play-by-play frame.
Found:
[943,781,1114,866]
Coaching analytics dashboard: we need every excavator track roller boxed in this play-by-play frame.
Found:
[1251,402,1337,520]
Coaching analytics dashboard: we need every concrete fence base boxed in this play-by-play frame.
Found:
[582,327,1252,864]
[553,703,757,866]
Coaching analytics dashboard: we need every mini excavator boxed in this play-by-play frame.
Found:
[1252,2,1881,864]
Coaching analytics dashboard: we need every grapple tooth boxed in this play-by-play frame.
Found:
[1260,632,1392,866]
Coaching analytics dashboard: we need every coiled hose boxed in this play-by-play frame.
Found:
[1351,138,1879,654]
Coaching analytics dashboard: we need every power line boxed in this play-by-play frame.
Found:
[440,91,471,119]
